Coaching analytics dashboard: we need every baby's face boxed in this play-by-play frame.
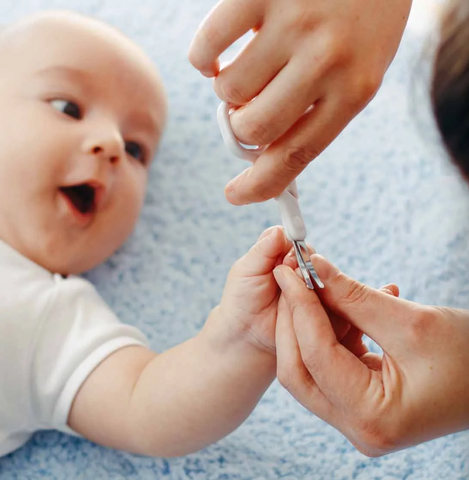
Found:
[0,12,167,274]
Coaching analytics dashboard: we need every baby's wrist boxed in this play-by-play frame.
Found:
[201,306,276,363]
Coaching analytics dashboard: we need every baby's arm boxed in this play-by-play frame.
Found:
[68,227,292,457]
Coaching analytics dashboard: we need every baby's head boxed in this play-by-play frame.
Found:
[0,11,167,275]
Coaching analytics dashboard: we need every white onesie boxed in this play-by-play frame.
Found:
[0,239,148,456]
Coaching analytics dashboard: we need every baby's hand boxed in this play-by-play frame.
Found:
[215,226,292,354]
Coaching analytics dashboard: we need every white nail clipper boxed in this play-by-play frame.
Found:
[217,102,324,289]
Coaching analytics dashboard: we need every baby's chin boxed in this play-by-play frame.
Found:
[6,232,120,276]
[45,254,109,276]
[31,247,114,276]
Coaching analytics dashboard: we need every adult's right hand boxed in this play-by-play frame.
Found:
[189,0,412,205]
[274,255,469,456]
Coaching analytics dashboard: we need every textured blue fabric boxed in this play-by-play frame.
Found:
[1,1,468,479]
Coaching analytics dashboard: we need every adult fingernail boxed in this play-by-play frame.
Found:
[225,186,244,205]
[283,250,296,266]
[310,254,340,283]
[226,176,249,205]
[273,266,285,286]
[274,266,299,290]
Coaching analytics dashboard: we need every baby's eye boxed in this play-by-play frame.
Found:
[125,141,146,164]
[50,99,82,120]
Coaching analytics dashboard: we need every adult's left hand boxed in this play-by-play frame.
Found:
[273,255,469,456]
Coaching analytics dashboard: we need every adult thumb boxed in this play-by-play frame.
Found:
[311,254,407,347]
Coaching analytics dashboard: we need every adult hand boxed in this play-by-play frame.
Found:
[274,255,469,456]
[189,0,412,205]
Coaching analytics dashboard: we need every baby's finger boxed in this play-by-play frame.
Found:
[282,244,316,270]
[235,226,291,276]
[379,283,399,297]
[188,0,265,77]
[257,225,281,242]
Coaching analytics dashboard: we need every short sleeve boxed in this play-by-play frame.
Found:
[28,275,148,436]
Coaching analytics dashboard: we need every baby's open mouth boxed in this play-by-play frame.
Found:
[60,184,96,215]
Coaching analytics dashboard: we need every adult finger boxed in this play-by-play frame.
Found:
[338,284,398,361]
[213,26,289,106]
[273,265,381,408]
[188,0,265,77]
[275,294,334,420]
[337,284,398,358]
[225,97,346,205]
[282,243,316,270]
[315,280,399,361]
[310,254,413,350]
[285,255,353,343]
[227,52,328,147]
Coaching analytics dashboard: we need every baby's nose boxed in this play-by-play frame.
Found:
[84,130,124,164]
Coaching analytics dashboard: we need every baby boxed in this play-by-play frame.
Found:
[0,10,296,457]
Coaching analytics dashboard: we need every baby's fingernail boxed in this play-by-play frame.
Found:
[257,227,277,242]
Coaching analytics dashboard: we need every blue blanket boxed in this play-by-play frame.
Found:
[1,1,468,479]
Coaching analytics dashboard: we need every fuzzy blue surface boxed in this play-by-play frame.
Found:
[0,1,468,479]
